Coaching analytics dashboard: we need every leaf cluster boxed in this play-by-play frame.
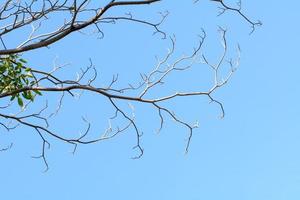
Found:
[0,55,41,107]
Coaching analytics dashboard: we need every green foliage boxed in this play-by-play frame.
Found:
[0,54,41,107]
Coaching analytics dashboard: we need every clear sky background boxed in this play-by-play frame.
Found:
[1,0,300,199]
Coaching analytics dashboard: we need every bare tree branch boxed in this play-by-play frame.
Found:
[0,0,257,170]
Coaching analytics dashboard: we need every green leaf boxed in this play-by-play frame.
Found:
[33,90,42,96]
[22,91,33,100]
[10,95,16,101]
[17,97,23,107]
[26,73,33,78]
[25,67,31,72]
[19,58,27,63]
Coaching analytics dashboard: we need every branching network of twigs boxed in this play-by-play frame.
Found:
[0,0,260,171]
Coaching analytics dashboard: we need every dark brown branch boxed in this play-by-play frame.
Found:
[0,0,161,55]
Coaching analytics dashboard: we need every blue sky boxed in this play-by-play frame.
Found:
[1,0,300,199]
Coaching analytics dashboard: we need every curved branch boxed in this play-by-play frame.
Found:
[0,0,161,55]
